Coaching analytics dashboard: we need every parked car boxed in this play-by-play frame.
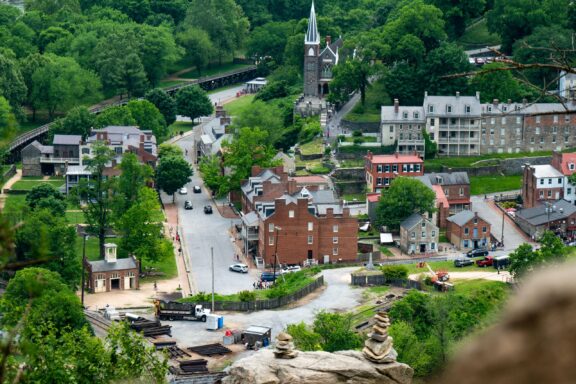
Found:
[454,258,474,268]
[184,201,193,210]
[203,205,213,214]
[193,186,201,193]
[493,255,510,269]
[282,265,302,273]
[229,263,248,273]
[179,187,188,195]
[260,271,281,282]
[476,256,494,268]
[466,248,489,258]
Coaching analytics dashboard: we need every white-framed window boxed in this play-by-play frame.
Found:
[429,105,435,113]
[570,163,575,170]
[403,111,408,119]
[500,138,505,145]
[548,190,552,197]
[269,223,275,232]
[430,118,435,126]
[431,230,436,237]
[501,117,506,124]
[392,165,398,172]
[431,242,436,250]
[389,125,394,132]
[415,164,421,172]
[421,222,426,228]
[516,116,521,124]
[503,106,508,112]
[421,231,426,237]
[548,178,552,184]
[308,235,313,244]
[459,187,464,196]
[540,179,544,185]
[554,115,559,123]
[333,225,339,232]
[384,165,390,172]
[444,189,449,196]
[540,137,544,144]
[465,227,469,235]
[82,147,90,154]
[465,105,471,114]
[552,126,558,133]
[411,232,415,239]
[414,112,419,119]
[333,237,339,244]
[377,177,382,186]
[540,190,544,198]
[536,116,541,123]
[289,210,294,218]
[530,137,535,144]
[333,247,338,256]
[558,177,563,184]
[490,118,495,125]
[384,178,390,186]
[535,127,541,134]
[464,240,469,248]
[269,236,275,246]
[308,222,313,231]
[402,164,408,172]
[446,105,452,113]
[473,218,478,224]
[377,164,383,173]
[482,226,487,233]
[487,105,492,112]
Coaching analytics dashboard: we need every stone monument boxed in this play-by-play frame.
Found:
[273,332,298,359]
[363,311,397,363]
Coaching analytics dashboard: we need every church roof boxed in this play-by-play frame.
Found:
[305,2,320,44]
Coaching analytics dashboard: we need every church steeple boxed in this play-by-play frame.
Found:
[305,1,319,45]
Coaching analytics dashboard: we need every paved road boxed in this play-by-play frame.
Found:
[167,134,255,295]
[166,267,363,347]
[325,92,360,142]
[471,194,533,253]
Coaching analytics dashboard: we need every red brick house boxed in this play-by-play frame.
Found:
[241,167,357,266]
[446,211,491,251]
[522,163,565,208]
[365,152,424,192]
[86,243,139,293]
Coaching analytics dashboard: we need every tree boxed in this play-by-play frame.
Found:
[175,27,214,75]
[19,52,51,121]
[312,311,363,352]
[538,230,566,263]
[422,128,437,160]
[94,105,137,128]
[25,183,65,211]
[176,86,213,122]
[117,187,172,266]
[328,59,374,106]
[0,4,21,27]
[50,106,95,139]
[0,96,17,148]
[509,243,539,278]
[421,42,471,96]
[145,88,177,125]
[428,0,486,39]
[232,100,284,145]
[30,54,102,119]
[138,24,182,86]
[126,99,168,142]
[158,143,183,158]
[388,321,433,377]
[375,177,436,231]
[78,142,115,258]
[113,152,154,217]
[246,21,296,64]
[155,155,193,202]
[470,62,525,103]
[25,0,82,15]
[0,52,27,115]
[286,322,322,351]
[198,155,227,196]
[222,127,280,191]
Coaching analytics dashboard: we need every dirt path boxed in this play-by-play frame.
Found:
[410,270,511,283]
[0,169,22,210]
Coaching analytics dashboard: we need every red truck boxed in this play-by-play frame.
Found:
[476,256,494,268]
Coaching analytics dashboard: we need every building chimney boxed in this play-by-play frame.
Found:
[507,99,512,104]
[424,91,428,98]
[456,91,460,97]
[395,152,399,158]
[522,98,527,106]
[448,168,452,174]
[476,91,480,100]
[394,99,399,113]
[493,99,499,106]
[326,35,331,46]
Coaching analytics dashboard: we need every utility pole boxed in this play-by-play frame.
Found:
[273,226,282,283]
[211,247,215,313]
[501,210,505,247]
[81,233,87,307]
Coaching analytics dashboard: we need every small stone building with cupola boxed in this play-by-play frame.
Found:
[86,243,139,293]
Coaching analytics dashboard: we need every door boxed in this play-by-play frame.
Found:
[473,240,479,249]
[419,243,426,253]
[307,250,313,259]
[124,276,130,289]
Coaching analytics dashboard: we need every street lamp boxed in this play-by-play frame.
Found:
[545,202,557,230]
[81,233,88,307]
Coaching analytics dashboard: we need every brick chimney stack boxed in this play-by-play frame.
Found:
[326,35,331,46]
[394,99,399,114]
[493,99,499,106]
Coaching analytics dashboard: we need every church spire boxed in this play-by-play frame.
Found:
[305,1,319,45]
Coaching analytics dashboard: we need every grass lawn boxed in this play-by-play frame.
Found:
[342,136,378,143]
[379,246,394,257]
[2,195,27,222]
[140,254,178,283]
[179,63,251,79]
[451,279,508,295]
[65,210,86,225]
[469,175,522,195]
[339,159,364,168]
[342,193,365,202]
[168,121,196,137]
[299,138,324,156]
[75,236,121,262]
[223,94,255,116]
[402,260,479,275]
[11,180,65,191]
[343,81,390,124]
[457,18,501,50]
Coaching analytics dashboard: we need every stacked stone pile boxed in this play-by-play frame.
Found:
[273,332,298,359]
[363,311,397,363]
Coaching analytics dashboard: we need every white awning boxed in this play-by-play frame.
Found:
[380,233,393,244]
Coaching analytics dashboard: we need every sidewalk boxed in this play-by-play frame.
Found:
[0,169,22,210]
[164,202,195,296]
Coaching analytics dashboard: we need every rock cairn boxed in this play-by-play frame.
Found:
[274,332,298,359]
[363,311,397,363]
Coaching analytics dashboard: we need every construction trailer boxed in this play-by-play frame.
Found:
[241,326,272,350]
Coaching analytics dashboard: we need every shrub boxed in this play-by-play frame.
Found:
[352,130,362,137]
[381,265,409,280]
[309,166,330,174]
[353,137,364,145]
[238,290,256,302]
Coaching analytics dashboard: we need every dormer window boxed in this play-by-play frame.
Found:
[570,163,575,171]
[414,112,419,119]
[502,106,507,112]
[465,105,471,114]
[403,111,408,119]
[446,105,452,113]
[428,105,435,113]
[487,106,492,112]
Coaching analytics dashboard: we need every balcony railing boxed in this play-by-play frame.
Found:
[437,138,480,144]
[39,157,80,164]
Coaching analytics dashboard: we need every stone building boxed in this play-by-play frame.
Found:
[446,211,491,251]
[380,100,425,156]
[364,152,424,193]
[516,199,576,238]
[399,213,439,255]
[240,166,357,266]
[21,135,82,177]
[196,105,232,161]
[303,2,342,98]
[86,243,139,293]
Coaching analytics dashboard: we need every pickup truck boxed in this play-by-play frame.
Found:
[476,256,494,268]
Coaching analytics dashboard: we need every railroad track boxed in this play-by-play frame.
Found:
[84,310,112,332]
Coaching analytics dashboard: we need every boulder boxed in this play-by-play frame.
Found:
[224,349,413,384]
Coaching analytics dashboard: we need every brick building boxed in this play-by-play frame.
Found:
[551,152,576,205]
[364,152,424,193]
[240,167,357,267]
[86,243,139,293]
[516,199,576,238]
[446,211,491,251]
[399,213,439,255]
[522,164,564,208]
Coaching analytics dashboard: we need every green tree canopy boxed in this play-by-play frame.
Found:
[470,63,526,103]
[198,154,227,197]
[0,96,17,147]
[328,59,374,105]
[158,143,183,158]
[95,105,137,128]
[145,88,177,126]
[155,154,193,202]
[375,177,436,231]
[175,85,213,122]
[126,99,168,142]
[0,52,27,116]
[175,26,214,75]
[25,183,65,211]
[50,105,95,139]
[113,152,154,217]
[233,100,284,145]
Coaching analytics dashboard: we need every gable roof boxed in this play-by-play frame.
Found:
[557,153,576,175]
[425,172,470,186]
[401,213,425,230]
[447,210,485,226]
[530,165,564,178]
[516,199,576,226]
[89,257,138,272]
[53,134,82,146]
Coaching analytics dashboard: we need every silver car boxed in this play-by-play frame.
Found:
[229,263,248,273]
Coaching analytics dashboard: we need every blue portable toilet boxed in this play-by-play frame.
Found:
[217,316,224,329]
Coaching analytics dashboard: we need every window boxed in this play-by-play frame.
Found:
[389,126,394,133]
[482,226,487,233]
[464,228,469,235]
[536,116,541,123]
[490,118,495,125]
[269,236,274,246]
[333,237,339,244]
[414,112,419,119]
[464,240,469,248]
[568,188,573,195]
[377,164,383,173]
[548,190,552,197]
[473,218,478,224]
[289,210,294,218]
[535,127,541,134]
[307,235,313,244]
[403,111,408,119]
[431,230,436,237]
[392,165,398,172]
[500,128,505,135]
[428,105,434,113]
[333,247,339,256]
[459,187,464,196]
[548,178,552,185]
[516,116,522,124]
[487,105,492,112]
[490,128,495,135]
[421,221,426,228]
[415,164,421,172]
[500,138,505,145]
[333,225,338,233]
[384,165,390,172]
[444,189,449,196]
[570,163,575,171]
[411,232,415,239]
[501,117,507,124]
[540,137,544,144]
[530,137,535,144]
[82,148,90,154]
[552,126,558,133]
[566,115,571,122]
[503,106,508,112]
[422,231,426,237]
[446,105,452,113]
[554,115,559,123]
[431,243,436,250]
[384,178,390,186]
[402,164,408,172]
[516,127,521,135]
[465,105,471,114]
[308,222,313,231]
[269,223,275,232]
[540,190,544,198]
[377,177,382,186]
[115,147,122,155]
[540,179,544,185]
